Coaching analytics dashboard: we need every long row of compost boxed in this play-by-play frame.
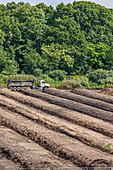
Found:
[0,107,112,167]
[0,89,113,138]
[0,95,113,154]
[0,153,21,169]
[19,88,113,123]
[44,88,113,112]
[0,126,74,169]
[71,88,113,104]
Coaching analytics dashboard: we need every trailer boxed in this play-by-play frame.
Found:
[7,79,36,91]
[7,79,50,91]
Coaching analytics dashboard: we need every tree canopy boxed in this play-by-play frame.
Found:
[0,1,113,75]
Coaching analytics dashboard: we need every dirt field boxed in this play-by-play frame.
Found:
[1,88,113,169]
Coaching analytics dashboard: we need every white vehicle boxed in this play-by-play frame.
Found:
[37,80,50,90]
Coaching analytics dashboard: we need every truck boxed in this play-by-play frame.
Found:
[37,80,50,90]
[7,79,50,91]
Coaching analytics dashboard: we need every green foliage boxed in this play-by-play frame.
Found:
[49,69,66,81]
[41,43,74,73]
[33,68,42,77]
[41,74,48,79]
[44,77,55,87]
[103,144,112,152]
[0,74,36,87]
[88,69,113,85]
[86,42,110,71]
[1,60,19,75]
[1,1,113,76]
[79,77,89,87]
[59,79,81,89]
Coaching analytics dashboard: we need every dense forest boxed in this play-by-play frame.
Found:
[0,1,113,76]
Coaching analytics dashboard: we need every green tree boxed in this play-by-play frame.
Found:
[49,69,66,81]
[0,30,7,72]
[33,68,42,77]
[16,40,42,74]
[0,1,113,76]
[86,42,110,71]
[106,42,113,70]
[41,43,74,73]
[1,59,19,75]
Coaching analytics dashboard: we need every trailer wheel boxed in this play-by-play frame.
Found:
[16,87,20,91]
[9,87,13,91]
[13,87,17,91]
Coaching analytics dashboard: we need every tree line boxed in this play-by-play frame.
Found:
[0,1,113,76]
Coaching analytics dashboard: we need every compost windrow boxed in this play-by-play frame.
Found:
[71,88,113,104]
[0,89,113,138]
[43,88,113,112]
[19,88,113,123]
[0,108,112,167]
[0,96,113,153]
[0,126,75,169]
[0,153,22,169]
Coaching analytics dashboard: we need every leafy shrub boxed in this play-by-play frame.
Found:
[0,75,9,83]
[8,74,35,81]
[44,77,55,88]
[33,68,42,77]
[21,70,25,75]
[49,70,67,81]
[67,75,83,81]
[1,60,19,75]
[79,77,89,87]
[41,74,48,79]
[59,79,81,89]
[88,69,113,85]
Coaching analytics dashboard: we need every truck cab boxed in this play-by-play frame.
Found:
[39,80,50,89]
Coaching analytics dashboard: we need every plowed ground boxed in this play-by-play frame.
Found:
[1,87,113,169]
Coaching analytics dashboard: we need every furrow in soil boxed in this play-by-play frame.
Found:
[0,95,113,154]
[0,126,75,169]
[43,87,113,112]
[71,88,113,104]
[0,90,113,139]
[18,88,113,123]
[0,107,112,167]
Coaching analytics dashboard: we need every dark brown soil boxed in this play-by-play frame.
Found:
[0,95,113,154]
[0,108,113,167]
[100,88,113,96]
[19,88,113,123]
[0,88,113,168]
[1,89,113,137]
[44,88,113,112]
[0,155,21,169]
[0,126,76,169]
[71,88,113,104]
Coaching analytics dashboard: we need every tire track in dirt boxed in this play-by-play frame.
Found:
[0,108,112,167]
[18,88,113,123]
[43,88,113,112]
[0,126,75,169]
[0,95,113,154]
[0,89,113,139]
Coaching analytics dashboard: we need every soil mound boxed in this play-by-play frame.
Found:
[100,88,113,96]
